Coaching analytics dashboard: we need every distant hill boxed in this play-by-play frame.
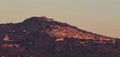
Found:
[0,16,119,57]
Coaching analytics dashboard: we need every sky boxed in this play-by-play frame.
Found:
[0,0,120,38]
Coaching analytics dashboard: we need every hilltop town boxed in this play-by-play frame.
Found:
[0,17,119,57]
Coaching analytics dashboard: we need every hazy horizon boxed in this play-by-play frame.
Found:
[0,0,120,38]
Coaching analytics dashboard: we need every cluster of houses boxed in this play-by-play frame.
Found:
[1,34,20,48]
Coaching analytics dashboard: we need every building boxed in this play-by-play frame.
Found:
[2,34,20,48]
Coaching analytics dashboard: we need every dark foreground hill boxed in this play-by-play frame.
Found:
[0,16,120,57]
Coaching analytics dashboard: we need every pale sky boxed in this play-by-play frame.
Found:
[0,0,120,38]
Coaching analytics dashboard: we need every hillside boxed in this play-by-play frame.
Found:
[0,16,119,57]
